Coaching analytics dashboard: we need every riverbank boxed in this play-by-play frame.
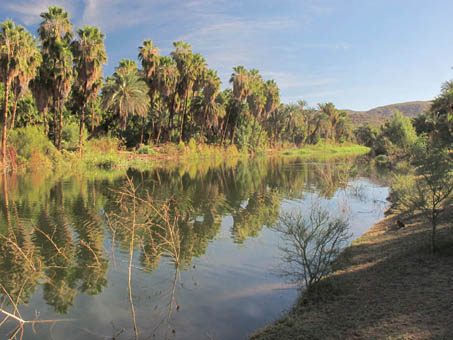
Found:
[251,213,453,340]
[3,137,370,172]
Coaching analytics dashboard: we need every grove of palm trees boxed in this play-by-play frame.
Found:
[0,6,358,170]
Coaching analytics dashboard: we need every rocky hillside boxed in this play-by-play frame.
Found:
[344,101,432,126]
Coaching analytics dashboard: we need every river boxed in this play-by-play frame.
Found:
[0,155,389,339]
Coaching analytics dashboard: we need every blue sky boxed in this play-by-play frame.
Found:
[2,0,453,110]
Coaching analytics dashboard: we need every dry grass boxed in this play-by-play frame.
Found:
[251,213,453,340]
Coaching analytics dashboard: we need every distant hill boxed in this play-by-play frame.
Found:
[344,101,432,126]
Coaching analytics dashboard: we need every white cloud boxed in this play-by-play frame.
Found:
[3,0,78,25]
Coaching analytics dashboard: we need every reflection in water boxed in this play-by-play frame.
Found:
[0,156,388,339]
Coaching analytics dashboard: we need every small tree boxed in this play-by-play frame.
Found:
[273,203,350,289]
[391,139,453,252]
[413,141,453,252]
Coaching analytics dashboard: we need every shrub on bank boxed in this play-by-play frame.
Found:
[83,136,124,169]
[62,122,87,150]
[137,145,155,155]
[273,203,351,289]
[8,126,60,168]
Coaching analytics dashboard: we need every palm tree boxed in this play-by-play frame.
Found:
[1,20,42,164]
[170,41,207,142]
[230,66,249,102]
[255,79,279,146]
[155,56,179,142]
[318,102,339,141]
[192,69,224,138]
[72,25,107,150]
[246,69,266,149]
[102,62,150,130]
[38,6,74,150]
[228,66,250,144]
[138,39,160,143]
[8,27,42,133]
[138,39,160,87]
[30,68,52,135]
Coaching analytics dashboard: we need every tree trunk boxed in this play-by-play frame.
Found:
[231,119,238,145]
[2,82,10,165]
[58,100,63,151]
[53,99,58,146]
[140,117,145,145]
[431,214,437,253]
[79,102,86,151]
[167,94,177,142]
[221,109,231,145]
[179,96,189,143]
[8,96,18,133]
[43,106,48,135]
[90,101,95,133]
[250,116,257,151]
[156,125,162,145]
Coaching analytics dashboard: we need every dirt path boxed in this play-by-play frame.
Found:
[251,215,453,340]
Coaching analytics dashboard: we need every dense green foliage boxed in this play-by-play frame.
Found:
[0,7,356,170]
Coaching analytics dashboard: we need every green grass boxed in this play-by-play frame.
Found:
[281,143,370,157]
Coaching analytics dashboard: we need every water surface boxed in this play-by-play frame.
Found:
[0,156,389,339]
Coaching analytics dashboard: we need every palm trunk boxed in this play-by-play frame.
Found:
[43,106,48,135]
[231,118,238,145]
[179,96,189,143]
[255,122,263,149]
[8,96,18,133]
[250,116,257,151]
[167,94,177,142]
[221,109,231,145]
[53,99,58,146]
[156,126,162,145]
[140,117,145,145]
[58,100,63,151]
[2,82,10,165]
[79,102,86,151]
[90,101,95,133]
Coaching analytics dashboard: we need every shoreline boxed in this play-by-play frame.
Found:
[250,213,453,340]
[3,142,370,172]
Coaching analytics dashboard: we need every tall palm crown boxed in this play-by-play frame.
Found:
[264,79,280,117]
[230,66,249,101]
[72,26,107,90]
[38,7,74,100]
[247,69,266,120]
[102,61,150,130]
[38,6,73,48]
[138,39,160,81]
[0,20,22,86]
[171,41,196,100]
[138,39,160,104]
[155,56,179,98]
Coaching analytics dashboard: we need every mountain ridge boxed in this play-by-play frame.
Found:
[343,100,432,126]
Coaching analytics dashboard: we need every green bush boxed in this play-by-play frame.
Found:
[62,122,87,150]
[137,145,155,155]
[8,126,59,167]
[83,136,123,169]
[188,138,197,152]
[177,141,186,153]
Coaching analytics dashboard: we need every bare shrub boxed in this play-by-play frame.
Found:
[274,203,350,289]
